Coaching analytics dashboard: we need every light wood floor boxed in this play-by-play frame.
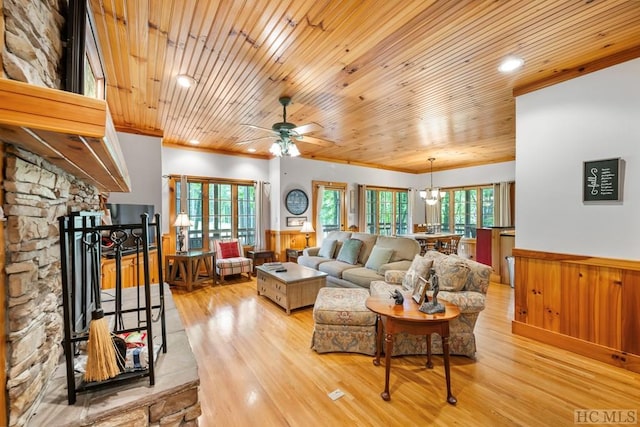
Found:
[171,278,640,426]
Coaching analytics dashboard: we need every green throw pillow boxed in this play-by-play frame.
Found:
[336,239,363,265]
[318,239,337,258]
[365,246,394,271]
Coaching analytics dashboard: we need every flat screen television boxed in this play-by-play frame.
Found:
[105,203,157,248]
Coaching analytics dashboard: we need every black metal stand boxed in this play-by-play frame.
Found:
[59,212,166,404]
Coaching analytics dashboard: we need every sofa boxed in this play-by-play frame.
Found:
[369,250,490,358]
[297,231,420,289]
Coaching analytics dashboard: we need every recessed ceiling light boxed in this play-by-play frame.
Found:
[189,139,200,145]
[247,148,256,153]
[176,74,197,88]
[498,56,524,73]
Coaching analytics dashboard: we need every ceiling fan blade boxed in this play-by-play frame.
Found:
[236,136,276,145]
[240,123,278,134]
[292,122,323,135]
[295,134,335,147]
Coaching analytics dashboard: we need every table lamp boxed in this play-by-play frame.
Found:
[173,212,191,253]
[300,221,315,248]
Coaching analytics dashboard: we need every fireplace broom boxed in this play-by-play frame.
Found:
[84,232,120,382]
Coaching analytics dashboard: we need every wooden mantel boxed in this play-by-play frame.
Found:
[0,78,130,192]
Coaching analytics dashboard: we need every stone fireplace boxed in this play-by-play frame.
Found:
[1,1,199,425]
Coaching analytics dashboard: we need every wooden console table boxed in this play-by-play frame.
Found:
[165,250,216,291]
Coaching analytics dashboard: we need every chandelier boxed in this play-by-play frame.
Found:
[420,157,442,206]
[269,136,300,157]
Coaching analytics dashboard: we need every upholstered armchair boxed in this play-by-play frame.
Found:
[369,251,490,358]
[212,239,252,282]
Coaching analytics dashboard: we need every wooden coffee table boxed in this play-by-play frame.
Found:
[256,262,327,314]
[366,295,461,404]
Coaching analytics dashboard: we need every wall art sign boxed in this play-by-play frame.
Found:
[583,158,623,202]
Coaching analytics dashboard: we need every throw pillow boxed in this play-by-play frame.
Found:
[435,257,471,291]
[318,239,337,258]
[401,255,433,292]
[364,246,394,271]
[336,239,363,265]
[219,241,240,259]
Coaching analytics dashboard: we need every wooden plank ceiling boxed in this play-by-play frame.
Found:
[89,0,640,173]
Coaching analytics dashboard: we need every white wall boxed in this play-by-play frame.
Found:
[435,161,515,187]
[161,147,271,232]
[109,132,163,219]
[516,58,640,259]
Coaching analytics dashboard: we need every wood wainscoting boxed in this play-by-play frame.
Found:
[512,248,640,373]
[267,229,314,262]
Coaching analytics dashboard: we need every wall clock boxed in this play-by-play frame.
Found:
[285,189,309,215]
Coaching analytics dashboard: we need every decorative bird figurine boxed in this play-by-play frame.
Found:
[390,289,404,305]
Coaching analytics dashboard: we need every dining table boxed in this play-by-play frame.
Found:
[399,232,461,255]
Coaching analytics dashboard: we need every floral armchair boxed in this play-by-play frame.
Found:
[369,251,490,358]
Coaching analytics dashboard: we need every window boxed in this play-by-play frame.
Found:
[173,177,255,250]
[440,185,493,238]
[365,187,409,236]
[313,181,346,237]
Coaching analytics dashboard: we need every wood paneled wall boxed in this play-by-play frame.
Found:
[267,230,315,262]
[512,248,640,373]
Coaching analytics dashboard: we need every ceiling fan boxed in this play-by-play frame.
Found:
[238,96,335,157]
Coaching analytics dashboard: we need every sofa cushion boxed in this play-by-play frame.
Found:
[318,260,361,278]
[379,260,412,275]
[374,235,421,262]
[342,267,383,289]
[297,255,333,270]
[327,230,353,242]
[364,246,394,271]
[401,255,433,292]
[350,232,378,264]
[336,239,363,264]
[318,239,337,258]
[435,256,471,292]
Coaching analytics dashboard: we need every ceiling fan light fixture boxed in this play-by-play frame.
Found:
[176,74,197,88]
[498,55,524,73]
[269,142,282,157]
[288,142,300,157]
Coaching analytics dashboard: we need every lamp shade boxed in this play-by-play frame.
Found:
[300,221,315,233]
[173,212,192,227]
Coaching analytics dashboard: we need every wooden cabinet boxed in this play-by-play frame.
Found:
[101,250,159,289]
